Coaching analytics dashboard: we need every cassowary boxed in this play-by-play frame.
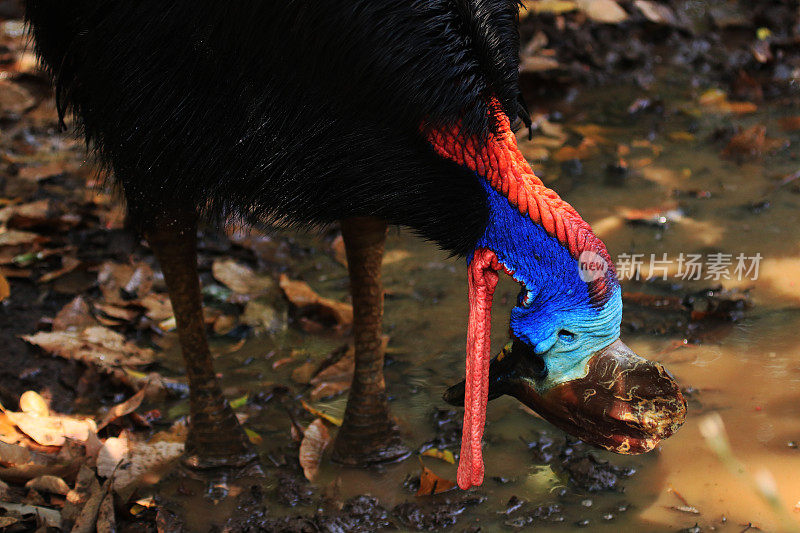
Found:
[24,1,686,490]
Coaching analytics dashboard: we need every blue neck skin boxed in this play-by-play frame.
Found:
[471,180,623,392]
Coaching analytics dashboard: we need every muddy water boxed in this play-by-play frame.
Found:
[167,80,800,531]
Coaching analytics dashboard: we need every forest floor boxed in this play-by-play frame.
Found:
[0,1,799,532]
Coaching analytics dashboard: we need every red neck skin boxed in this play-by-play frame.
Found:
[459,248,500,489]
[427,99,613,490]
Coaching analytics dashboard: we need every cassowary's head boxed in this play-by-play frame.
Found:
[426,100,686,490]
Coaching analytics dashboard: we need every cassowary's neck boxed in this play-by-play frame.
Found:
[427,99,618,489]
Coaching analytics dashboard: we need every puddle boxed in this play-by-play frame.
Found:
[154,78,800,531]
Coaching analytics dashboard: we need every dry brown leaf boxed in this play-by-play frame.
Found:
[62,465,99,526]
[97,389,146,430]
[634,0,677,25]
[25,475,70,495]
[212,314,238,335]
[523,0,577,15]
[53,297,98,332]
[241,300,286,333]
[212,258,275,300]
[138,293,173,321]
[723,125,788,159]
[331,234,347,266]
[97,262,154,305]
[309,346,354,401]
[19,391,49,417]
[97,490,116,533]
[520,54,560,73]
[553,138,600,161]
[71,476,110,533]
[39,255,81,284]
[97,432,184,491]
[23,326,154,369]
[279,274,353,329]
[0,502,61,529]
[416,461,456,496]
[576,0,628,23]
[778,116,800,132]
[383,249,411,266]
[2,409,97,448]
[0,229,42,247]
[0,271,9,302]
[299,400,343,427]
[0,79,35,117]
[299,419,331,481]
[0,440,31,467]
[291,361,317,385]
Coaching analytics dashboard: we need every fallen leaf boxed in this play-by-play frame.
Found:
[138,293,173,321]
[1,408,97,447]
[62,465,99,525]
[0,229,42,247]
[96,432,184,491]
[97,262,154,305]
[421,448,456,464]
[0,440,31,466]
[778,116,800,132]
[240,300,286,333]
[23,326,154,369]
[300,400,343,427]
[723,125,788,159]
[212,258,275,301]
[71,476,111,533]
[18,391,49,417]
[245,428,263,445]
[25,475,70,495]
[331,234,348,266]
[53,297,98,332]
[16,161,70,182]
[416,460,456,496]
[553,138,600,161]
[210,314,236,335]
[97,389,146,430]
[291,361,317,385]
[698,89,758,114]
[279,274,353,329]
[0,272,9,302]
[0,79,35,117]
[383,249,411,266]
[97,491,116,533]
[299,419,331,481]
[38,255,81,284]
[523,0,577,15]
[0,502,61,529]
[576,0,628,23]
[309,346,355,401]
[94,303,139,323]
[634,0,676,25]
[520,55,560,73]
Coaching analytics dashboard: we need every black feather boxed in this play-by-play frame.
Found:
[25,1,526,256]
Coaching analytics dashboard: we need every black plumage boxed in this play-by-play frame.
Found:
[25,0,526,255]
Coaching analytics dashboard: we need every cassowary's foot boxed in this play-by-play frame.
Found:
[144,209,261,474]
[331,217,410,466]
[181,381,260,472]
[331,392,409,466]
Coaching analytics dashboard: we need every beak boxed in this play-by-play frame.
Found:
[444,338,687,454]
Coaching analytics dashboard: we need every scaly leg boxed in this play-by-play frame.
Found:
[145,211,258,469]
[331,217,410,465]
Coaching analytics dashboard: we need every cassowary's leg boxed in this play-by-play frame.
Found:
[144,211,258,469]
[332,217,410,465]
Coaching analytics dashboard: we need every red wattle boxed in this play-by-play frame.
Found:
[458,248,499,490]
